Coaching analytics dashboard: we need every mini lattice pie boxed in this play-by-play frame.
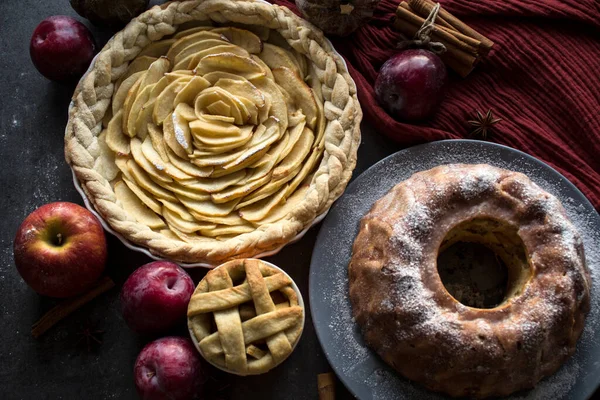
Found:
[65,0,361,264]
[187,259,304,375]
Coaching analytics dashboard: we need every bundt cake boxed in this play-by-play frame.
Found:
[348,164,591,398]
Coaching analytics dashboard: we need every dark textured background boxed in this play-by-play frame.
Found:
[0,1,399,398]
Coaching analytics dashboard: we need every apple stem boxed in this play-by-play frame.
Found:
[56,233,63,246]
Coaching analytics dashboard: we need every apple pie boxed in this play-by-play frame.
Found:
[65,0,361,264]
[187,258,304,375]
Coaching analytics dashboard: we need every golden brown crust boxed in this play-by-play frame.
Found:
[349,164,591,398]
[64,0,361,265]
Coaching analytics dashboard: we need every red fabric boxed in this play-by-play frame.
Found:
[272,0,600,210]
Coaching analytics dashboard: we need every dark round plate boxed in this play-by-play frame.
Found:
[309,140,600,400]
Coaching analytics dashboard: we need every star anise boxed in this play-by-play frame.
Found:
[468,109,502,139]
[75,321,104,352]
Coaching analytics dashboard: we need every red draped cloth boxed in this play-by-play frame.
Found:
[271,0,600,209]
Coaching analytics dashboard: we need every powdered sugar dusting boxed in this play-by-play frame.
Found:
[173,114,189,149]
[315,142,600,400]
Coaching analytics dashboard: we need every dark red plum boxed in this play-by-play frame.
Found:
[30,16,96,81]
[120,261,195,335]
[375,49,447,121]
[134,337,204,400]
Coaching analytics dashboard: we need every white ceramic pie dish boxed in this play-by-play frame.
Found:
[186,259,306,375]
[66,0,354,269]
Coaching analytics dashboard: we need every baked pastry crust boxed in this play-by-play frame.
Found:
[187,258,304,375]
[349,164,591,398]
[64,0,361,265]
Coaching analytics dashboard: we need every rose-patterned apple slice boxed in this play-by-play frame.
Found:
[272,67,317,129]
[258,43,301,76]
[195,53,266,80]
[166,31,225,62]
[212,27,263,54]
[138,39,177,58]
[122,177,163,214]
[114,181,166,229]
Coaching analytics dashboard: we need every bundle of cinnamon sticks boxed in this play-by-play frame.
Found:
[394,0,494,77]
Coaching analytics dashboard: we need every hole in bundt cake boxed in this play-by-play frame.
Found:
[436,217,532,309]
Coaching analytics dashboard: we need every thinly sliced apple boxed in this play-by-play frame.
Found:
[113,71,144,116]
[139,57,171,89]
[239,185,288,222]
[189,115,240,138]
[202,71,247,85]
[196,125,253,148]
[179,169,246,193]
[162,207,216,233]
[188,210,246,226]
[125,84,154,137]
[138,39,176,58]
[272,67,318,130]
[121,77,143,135]
[249,55,274,80]
[129,138,173,183]
[163,113,192,158]
[214,78,265,109]
[181,44,250,71]
[195,87,244,125]
[126,160,178,202]
[114,180,165,229]
[258,185,310,225]
[146,123,168,162]
[200,224,255,237]
[195,53,266,80]
[153,78,188,125]
[141,136,193,181]
[273,128,313,180]
[115,56,156,92]
[165,182,211,201]
[174,76,211,105]
[122,177,163,214]
[172,38,231,66]
[278,120,305,162]
[285,148,322,196]
[239,163,301,207]
[251,77,288,130]
[166,30,224,62]
[159,200,195,222]
[202,113,235,124]
[165,146,213,178]
[178,196,240,217]
[211,172,271,203]
[106,110,130,155]
[212,27,262,53]
[258,43,301,76]
[174,102,197,121]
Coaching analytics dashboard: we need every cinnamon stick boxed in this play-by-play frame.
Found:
[399,1,454,31]
[318,373,336,400]
[393,12,477,77]
[396,4,480,55]
[408,0,494,54]
[32,276,115,339]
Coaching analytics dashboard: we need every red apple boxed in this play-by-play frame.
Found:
[134,337,204,400]
[375,49,447,121]
[120,261,195,335]
[30,15,97,82]
[13,202,107,298]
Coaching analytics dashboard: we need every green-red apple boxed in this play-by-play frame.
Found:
[13,202,107,298]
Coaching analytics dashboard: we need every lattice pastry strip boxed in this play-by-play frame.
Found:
[188,259,304,375]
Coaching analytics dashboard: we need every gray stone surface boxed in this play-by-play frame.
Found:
[0,1,399,398]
